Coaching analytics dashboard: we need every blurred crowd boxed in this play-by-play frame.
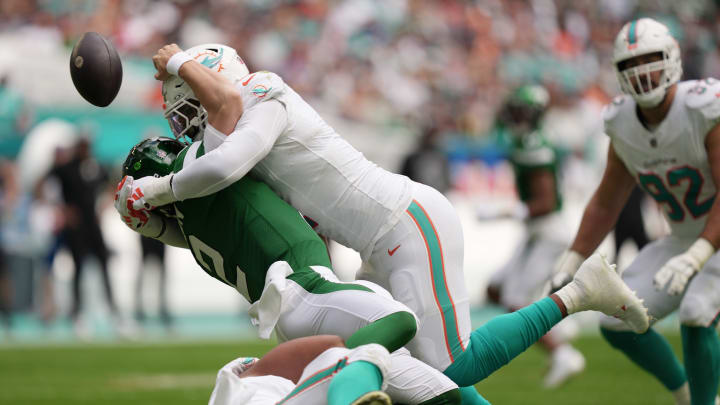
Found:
[3,0,720,134]
[0,0,717,338]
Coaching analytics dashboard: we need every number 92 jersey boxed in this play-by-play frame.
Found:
[603,79,720,239]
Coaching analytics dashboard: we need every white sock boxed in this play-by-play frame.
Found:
[555,281,588,315]
[672,382,690,405]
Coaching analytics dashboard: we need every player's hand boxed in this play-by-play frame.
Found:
[153,43,183,81]
[114,175,150,230]
[548,271,574,294]
[654,238,715,295]
[121,175,177,211]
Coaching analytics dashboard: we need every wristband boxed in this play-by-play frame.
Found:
[166,51,193,76]
[688,238,715,268]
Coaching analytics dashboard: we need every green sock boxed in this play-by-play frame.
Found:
[681,325,720,405]
[345,311,417,352]
[327,360,383,405]
[601,327,686,390]
[458,386,491,405]
[443,297,562,387]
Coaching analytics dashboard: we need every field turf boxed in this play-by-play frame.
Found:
[0,333,686,404]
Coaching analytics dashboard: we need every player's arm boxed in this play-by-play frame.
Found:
[525,169,557,217]
[653,123,720,295]
[551,144,636,289]
[126,98,287,209]
[699,124,720,247]
[570,144,636,256]
[153,44,243,135]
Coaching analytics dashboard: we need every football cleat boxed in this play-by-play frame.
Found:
[350,391,392,405]
[563,253,650,333]
[543,345,585,388]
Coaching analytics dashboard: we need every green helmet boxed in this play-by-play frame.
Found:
[122,137,185,179]
[500,85,550,130]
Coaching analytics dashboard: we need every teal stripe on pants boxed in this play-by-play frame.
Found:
[407,200,464,362]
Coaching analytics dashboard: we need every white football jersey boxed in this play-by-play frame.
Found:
[603,79,720,239]
[227,71,413,254]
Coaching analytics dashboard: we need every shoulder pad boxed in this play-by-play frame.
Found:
[602,96,628,123]
[685,78,720,118]
[237,71,286,108]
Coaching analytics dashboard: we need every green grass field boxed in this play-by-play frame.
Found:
[0,334,684,405]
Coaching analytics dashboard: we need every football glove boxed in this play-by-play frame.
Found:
[654,238,715,296]
[121,174,177,211]
[114,176,167,238]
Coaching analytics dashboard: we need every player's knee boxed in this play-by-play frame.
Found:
[393,310,418,343]
[599,314,634,333]
[679,295,713,327]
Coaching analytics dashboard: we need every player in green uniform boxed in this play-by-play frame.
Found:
[482,85,584,388]
[117,137,417,353]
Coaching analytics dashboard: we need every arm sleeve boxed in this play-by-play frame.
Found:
[171,100,287,200]
[155,217,188,248]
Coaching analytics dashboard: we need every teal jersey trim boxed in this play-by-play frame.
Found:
[277,358,349,405]
[406,200,465,362]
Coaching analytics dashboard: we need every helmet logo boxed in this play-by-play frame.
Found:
[133,162,142,170]
[627,20,638,50]
[195,48,225,72]
[252,84,271,98]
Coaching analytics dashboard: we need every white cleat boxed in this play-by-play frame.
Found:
[351,391,392,405]
[544,345,586,388]
[564,253,650,333]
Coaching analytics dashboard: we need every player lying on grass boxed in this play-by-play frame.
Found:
[116,137,459,405]
[210,254,652,405]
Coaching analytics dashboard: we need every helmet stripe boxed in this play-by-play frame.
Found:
[627,20,638,46]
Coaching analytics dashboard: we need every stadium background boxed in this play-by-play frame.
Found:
[0,0,717,404]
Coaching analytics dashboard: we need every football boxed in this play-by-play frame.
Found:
[69,32,123,107]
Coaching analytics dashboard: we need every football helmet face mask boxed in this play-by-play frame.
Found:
[613,18,682,108]
[162,44,250,144]
[122,136,186,217]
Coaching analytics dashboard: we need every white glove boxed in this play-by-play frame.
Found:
[122,174,177,211]
[114,176,167,238]
[654,238,715,296]
[549,250,585,294]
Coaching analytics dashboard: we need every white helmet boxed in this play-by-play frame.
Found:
[162,44,250,143]
[612,18,682,108]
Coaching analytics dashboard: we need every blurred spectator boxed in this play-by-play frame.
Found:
[0,159,18,334]
[134,236,172,330]
[46,135,117,334]
[400,126,451,194]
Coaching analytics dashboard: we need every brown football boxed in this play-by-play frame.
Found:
[69,32,123,107]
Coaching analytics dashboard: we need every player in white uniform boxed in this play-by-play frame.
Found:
[119,43,648,405]
[130,42,479,403]
[550,18,720,405]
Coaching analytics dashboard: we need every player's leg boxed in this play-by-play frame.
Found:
[383,348,462,405]
[503,237,585,388]
[273,264,417,352]
[678,254,720,405]
[280,344,392,405]
[444,253,649,387]
[599,238,687,402]
[362,183,471,372]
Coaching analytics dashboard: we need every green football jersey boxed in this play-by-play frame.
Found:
[171,143,331,303]
[509,130,562,212]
